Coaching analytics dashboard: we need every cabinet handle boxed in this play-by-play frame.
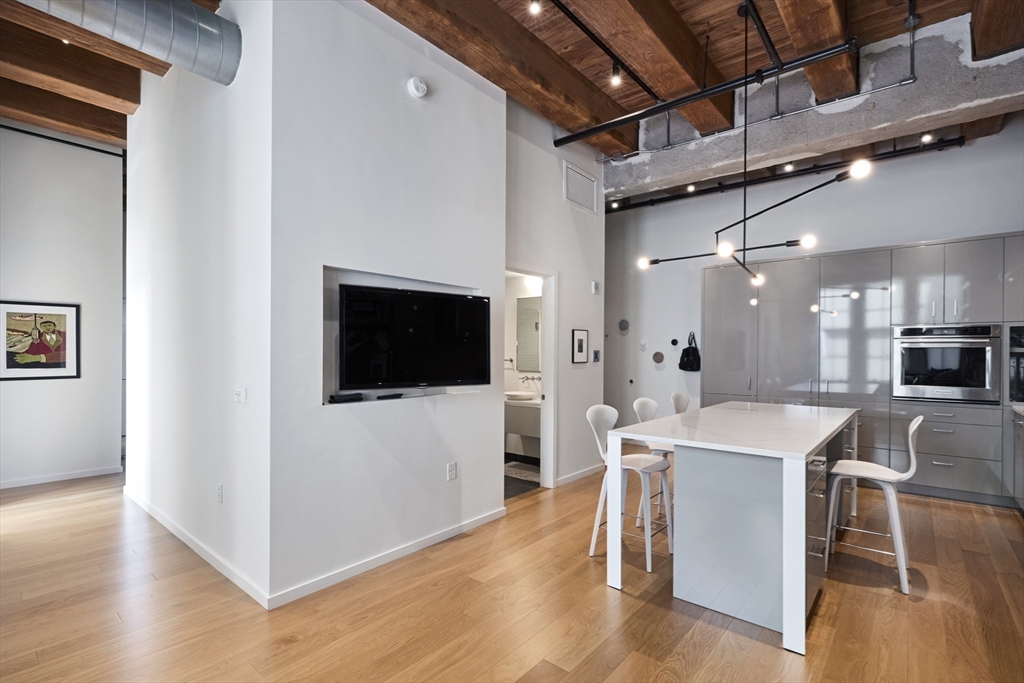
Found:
[826,379,830,394]
[809,462,826,472]
[808,489,825,499]
[748,377,751,390]
[932,301,936,320]
[932,428,954,434]
[954,300,958,318]
[843,446,855,453]
[808,545,826,558]
[1014,420,1024,426]
[932,460,954,467]
[857,421,863,426]
[933,413,954,417]
[809,379,813,393]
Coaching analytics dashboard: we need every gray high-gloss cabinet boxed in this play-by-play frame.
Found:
[1014,416,1023,510]
[757,258,819,400]
[944,238,1004,323]
[1005,235,1024,322]
[818,250,892,403]
[892,244,944,325]
[702,264,758,396]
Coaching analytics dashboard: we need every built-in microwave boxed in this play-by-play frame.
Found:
[892,325,1001,404]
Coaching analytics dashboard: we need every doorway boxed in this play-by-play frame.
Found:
[503,265,557,497]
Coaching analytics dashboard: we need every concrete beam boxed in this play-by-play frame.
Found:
[605,15,1024,198]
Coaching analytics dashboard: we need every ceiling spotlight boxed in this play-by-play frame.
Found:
[751,273,766,287]
[62,39,70,45]
[849,159,872,179]
[750,298,759,306]
[686,184,696,192]
[610,201,619,209]
[610,64,622,87]
[920,133,933,143]
[716,241,735,258]
[637,257,650,270]
[810,304,820,313]
[529,0,541,15]
[799,234,817,249]
[784,163,794,172]
[849,291,860,299]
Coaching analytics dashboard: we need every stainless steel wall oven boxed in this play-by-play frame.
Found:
[892,325,1001,403]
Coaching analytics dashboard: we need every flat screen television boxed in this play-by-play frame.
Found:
[339,284,490,390]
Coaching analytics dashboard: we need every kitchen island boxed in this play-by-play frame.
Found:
[605,401,858,654]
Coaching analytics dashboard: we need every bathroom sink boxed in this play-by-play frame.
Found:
[504,391,536,401]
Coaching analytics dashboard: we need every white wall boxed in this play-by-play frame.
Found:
[267,0,507,601]
[0,124,123,488]
[506,100,606,484]
[605,113,1024,419]
[123,0,273,602]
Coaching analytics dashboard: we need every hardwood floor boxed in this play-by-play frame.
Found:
[1,465,1022,683]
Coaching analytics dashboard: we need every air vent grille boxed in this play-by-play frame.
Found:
[564,162,597,213]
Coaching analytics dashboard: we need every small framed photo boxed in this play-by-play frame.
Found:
[572,328,589,364]
[1,301,80,381]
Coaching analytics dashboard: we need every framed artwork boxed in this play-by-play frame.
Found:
[1,301,80,380]
[572,328,589,364]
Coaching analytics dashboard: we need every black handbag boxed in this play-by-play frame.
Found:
[679,332,701,372]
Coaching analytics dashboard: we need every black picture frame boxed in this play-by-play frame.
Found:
[0,300,81,381]
[572,328,589,364]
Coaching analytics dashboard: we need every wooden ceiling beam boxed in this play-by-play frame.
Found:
[0,20,139,114]
[970,0,1024,60]
[0,77,125,146]
[365,0,637,156]
[773,0,858,103]
[560,0,733,135]
[0,0,169,75]
[838,144,874,162]
[960,113,1006,140]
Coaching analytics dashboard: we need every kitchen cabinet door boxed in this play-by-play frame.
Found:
[892,244,943,325]
[1005,235,1024,322]
[757,257,819,401]
[944,238,1004,323]
[819,250,892,403]
[1014,418,1023,510]
[702,264,758,396]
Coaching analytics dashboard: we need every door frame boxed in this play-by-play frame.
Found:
[507,260,558,489]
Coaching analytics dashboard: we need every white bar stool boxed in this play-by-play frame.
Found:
[825,415,923,594]
[632,398,674,527]
[670,391,690,414]
[587,405,673,572]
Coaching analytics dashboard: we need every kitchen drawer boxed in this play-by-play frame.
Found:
[890,401,1002,427]
[891,451,1003,495]
[854,417,889,451]
[891,419,1001,460]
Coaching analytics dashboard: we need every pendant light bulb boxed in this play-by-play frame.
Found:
[637,257,650,270]
[810,304,820,313]
[610,64,622,87]
[849,159,872,179]
[751,273,765,287]
[849,291,860,299]
[799,234,817,249]
[529,0,541,15]
[750,298,758,306]
[716,241,734,258]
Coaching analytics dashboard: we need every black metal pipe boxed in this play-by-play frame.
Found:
[609,136,965,213]
[740,1,783,70]
[715,173,845,234]
[649,240,795,265]
[548,0,661,103]
[554,39,857,148]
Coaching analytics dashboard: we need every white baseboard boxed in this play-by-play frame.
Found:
[0,465,123,490]
[556,463,604,487]
[266,507,507,609]
[123,489,271,609]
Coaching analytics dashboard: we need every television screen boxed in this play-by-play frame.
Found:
[339,284,490,390]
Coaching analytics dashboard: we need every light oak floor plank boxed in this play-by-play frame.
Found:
[1,469,1021,683]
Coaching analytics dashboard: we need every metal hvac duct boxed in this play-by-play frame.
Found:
[14,0,242,85]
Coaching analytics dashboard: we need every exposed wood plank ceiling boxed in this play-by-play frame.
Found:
[774,0,858,102]
[970,0,1024,59]
[0,0,219,148]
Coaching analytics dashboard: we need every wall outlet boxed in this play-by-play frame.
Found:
[217,483,223,503]
[446,462,458,481]
[233,385,248,404]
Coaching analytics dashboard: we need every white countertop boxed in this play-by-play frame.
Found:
[609,401,858,460]
[1012,404,1024,417]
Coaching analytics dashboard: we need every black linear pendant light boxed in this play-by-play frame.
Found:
[636,1,873,286]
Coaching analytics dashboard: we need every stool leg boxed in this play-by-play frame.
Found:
[589,471,607,557]
[621,470,629,524]
[640,472,653,572]
[881,482,910,594]
[825,475,845,572]
[635,477,645,528]
[661,469,673,555]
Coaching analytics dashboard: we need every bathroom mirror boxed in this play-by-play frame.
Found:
[516,296,541,373]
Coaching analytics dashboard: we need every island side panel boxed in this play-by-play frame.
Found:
[672,445,785,632]
[606,434,622,589]
[782,456,808,655]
